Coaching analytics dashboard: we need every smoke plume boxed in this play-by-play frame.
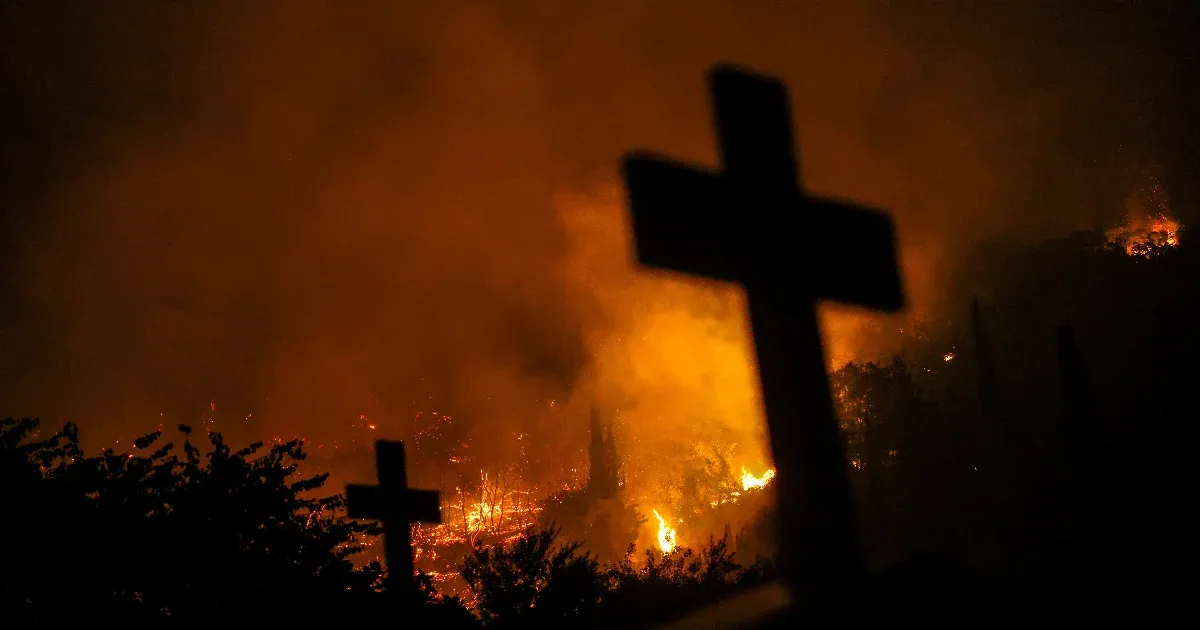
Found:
[0,0,1189,482]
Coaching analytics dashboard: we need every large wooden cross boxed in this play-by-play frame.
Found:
[346,440,442,584]
[622,66,905,592]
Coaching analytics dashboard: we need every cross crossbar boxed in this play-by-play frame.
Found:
[620,64,905,594]
[624,157,903,309]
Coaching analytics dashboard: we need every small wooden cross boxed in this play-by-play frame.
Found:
[622,66,904,591]
[346,440,442,584]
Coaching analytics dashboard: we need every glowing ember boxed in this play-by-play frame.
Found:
[740,467,776,492]
[942,352,955,362]
[651,509,678,553]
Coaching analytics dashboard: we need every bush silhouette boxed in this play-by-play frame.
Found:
[3,417,775,627]
[461,524,607,627]
[459,523,772,627]
[0,417,473,627]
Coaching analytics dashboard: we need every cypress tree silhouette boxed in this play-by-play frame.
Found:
[1056,326,1102,486]
[965,295,1018,566]
[969,295,1013,471]
[586,407,620,500]
[970,296,996,411]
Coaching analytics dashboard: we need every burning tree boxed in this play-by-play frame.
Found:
[679,439,741,514]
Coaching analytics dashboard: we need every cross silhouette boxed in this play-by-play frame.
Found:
[346,440,442,584]
[621,66,904,592]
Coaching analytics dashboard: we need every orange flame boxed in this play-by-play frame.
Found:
[740,467,776,492]
[1106,214,1181,258]
[651,509,678,553]
[1106,172,1181,258]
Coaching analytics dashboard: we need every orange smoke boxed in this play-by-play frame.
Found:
[0,2,1183,494]
[554,186,923,546]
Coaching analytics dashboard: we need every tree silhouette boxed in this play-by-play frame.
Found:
[586,407,620,499]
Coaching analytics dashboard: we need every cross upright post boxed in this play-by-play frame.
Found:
[622,66,905,595]
[346,440,442,588]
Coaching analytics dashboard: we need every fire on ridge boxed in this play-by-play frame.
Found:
[1105,214,1181,258]
[1104,173,1182,258]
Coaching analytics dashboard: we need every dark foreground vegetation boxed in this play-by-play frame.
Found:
[818,230,1200,624]
[0,418,774,628]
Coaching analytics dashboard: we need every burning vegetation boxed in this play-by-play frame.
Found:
[304,398,784,587]
[1105,172,1182,258]
[89,170,1184,598]
[1105,214,1181,257]
[650,509,679,553]
[411,408,776,576]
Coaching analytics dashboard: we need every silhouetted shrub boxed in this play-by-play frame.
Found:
[461,524,607,627]
[460,523,772,627]
[0,417,473,627]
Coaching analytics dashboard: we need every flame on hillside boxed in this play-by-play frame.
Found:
[651,509,679,553]
[740,467,776,492]
[1106,173,1181,258]
[314,187,917,576]
[1106,214,1180,258]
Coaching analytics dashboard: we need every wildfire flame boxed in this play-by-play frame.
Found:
[1105,173,1181,258]
[740,467,776,492]
[651,509,678,553]
[1106,214,1181,258]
